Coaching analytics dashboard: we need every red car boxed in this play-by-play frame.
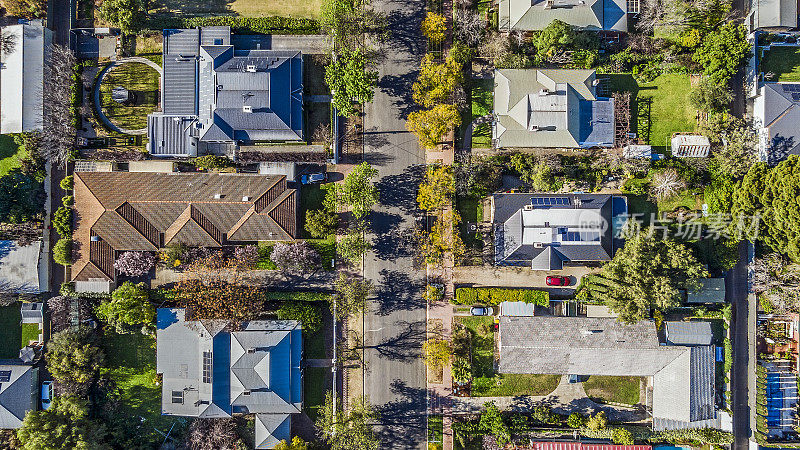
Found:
[546,276,569,286]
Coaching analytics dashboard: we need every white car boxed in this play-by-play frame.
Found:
[41,381,53,410]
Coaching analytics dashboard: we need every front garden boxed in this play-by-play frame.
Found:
[99,62,161,131]
[582,376,642,406]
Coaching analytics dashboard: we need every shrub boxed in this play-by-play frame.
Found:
[60,175,73,191]
[144,16,320,35]
[567,412,587,429]
[53,238,73,266]
[271,241,321,274]
[424,285,444,303]
[586,411,609,430]
[622,177,649,196]
[305,209,338,238]
[192,155,233,171]
[277,301,322,334]
[97,282,155,333]
[52,206,72,237]
[451,355,471,384]
[46,327,104,385]
[234,245,260,269]
[612,428,634,445]
[160,243,188,268]
[61,195,73,207]
[114,251,155,277]
[453,287,549,306]
[421,12,447,44]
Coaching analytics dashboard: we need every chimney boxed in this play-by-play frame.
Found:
[539,88,549,96]
[246,65,256,72]
[242,105,253,113]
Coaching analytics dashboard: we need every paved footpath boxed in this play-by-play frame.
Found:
[362,0,428,448]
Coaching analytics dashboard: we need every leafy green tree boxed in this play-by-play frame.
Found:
[420,210,465,265]
[412,54,463,108]
[693,22,750,84]
[339,162,379,219]
[277,302,323,334]
[46,327,105,385]
[332,273,372,320]
[316,392,379,450]
[509,154,561,191]
[338,228,372,265]
[712,120,757,179]
[479,402,510,445]
[325,48,378,118]
[421,12,447,43]
[275,437,309,450]
[98,0,145,34]
[0,168,44,224]
[305,209,338,238]
[52,238,73,266]
[612,428,635,445]
[567,412,587,429]
[689,78,733,113]
[96,282,155,333]
[422,337,452,369]
[407,104,461,149]
[704,174,737,214]
[531,405,560,425]
[17,396,109,450]
[534,20,577,59]
[59,175,73,191]
[52,206,72,237]
[320,0,388,51]
[417,165,455,211]
[592,232,707,323]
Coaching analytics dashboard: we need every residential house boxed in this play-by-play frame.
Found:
[0,364,38,429]
[71,171,297,292]
[147,26,304,157]
[490,193,627,269]
[493,69,615,149]
[0,21,52,134]
[498,0,630,32]
[757,313,800,439]
[686,277,726,304]
[664,321,714,346]
[526,443,652,450]
[753,82,800,163]
[498,316,718,430]
[0,241,46,295]
[156,309,302,448]
[748,0,798,30]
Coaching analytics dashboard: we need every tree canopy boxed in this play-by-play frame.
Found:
[580,231,706,323]
[407,103,461,149]
[98,0,145,34]
[337,162,379,219]
[325,48,379,118]
[316,392,379,450]
[693,22,750,84]
[412,54,464,109]
[417,165,455,211]
[17,396,109,450]
[45,327,105,386]
[96,282,155,333]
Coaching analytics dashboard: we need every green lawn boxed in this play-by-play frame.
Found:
[583,376,642,405]
[455,197,483,251]
[0,135,26,177]
[456,316,560,397]
[101,332,178,443]
[428,415,444,447]
[20,323,40,347]
[607,73,696,153]
[303,367,329,422]
[0,305,21,359]
[470,78,493,148]
[151,0,321,18]
[761,46,800,82]
[100,62,161,131]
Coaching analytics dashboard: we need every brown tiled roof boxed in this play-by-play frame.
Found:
[71,172,297,282]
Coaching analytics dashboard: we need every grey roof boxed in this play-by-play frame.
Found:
[156,309,302,418]
[665,321,714,346]
[754,83,800,160]
[255,413,291,449]
[493,193,615,267]
[0,23,53,133]
[750,0,797,29]
[686,277,726,304]
[148,115,199,156]
[499,301,536,316]
[498,316,716,426]
[499,0,628,32]
[150,27,304,155]
[493,69,614,149]
[0,241,42,294]
[0,364,36,429]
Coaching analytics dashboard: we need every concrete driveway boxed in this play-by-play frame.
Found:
[453,265,598,297]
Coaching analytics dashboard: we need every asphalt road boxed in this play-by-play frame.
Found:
[728,241,753,450]
[48,0,72,46]
[362,0,428,448]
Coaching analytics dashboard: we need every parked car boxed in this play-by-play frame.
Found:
[300,172,327,184]
[568,374,580,383]
[41,381,53,410]
[546,275,570,286]
[470,306,494,316]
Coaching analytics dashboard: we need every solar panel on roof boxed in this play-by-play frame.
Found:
[531,197,570,206]
[792,92,800,102]
[785,85,800,92]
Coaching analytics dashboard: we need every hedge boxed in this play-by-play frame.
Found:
[143,16,320,35]
[453,287,549,306]
[53,238,73,266]
[265,291,332,302]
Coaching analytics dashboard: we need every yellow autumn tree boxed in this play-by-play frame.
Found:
[407,103,461,149]
[417,165,455,211]
[421,11,447,44]
[412,53,463,108]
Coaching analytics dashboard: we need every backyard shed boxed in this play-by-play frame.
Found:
[665,321,714,346]
[671,135,711,157]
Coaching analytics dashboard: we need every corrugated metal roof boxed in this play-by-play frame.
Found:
[530,442,651,450]
[665,321,714,346]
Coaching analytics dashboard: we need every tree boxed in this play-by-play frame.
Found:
[46,327,105,385]
[586,231,706,323]
[278,302,323,334]
[96,282,154,333]
[0,168,44,224]
[52,238,73,266]
[422,337,452,369]
[479,402,510,446]
[51,206,72,237]
[567,412,587,429]
[333,273,372,320]
[752,253,800,314]
[2,0,46,18]
[407,104,461,149]
[533,20,578,60]
[113,251,154,277]
[421,12,447,44]
[17,396,109,450]
[713,120,757,179]
[275,437,309,450]
[60,175,73,191]
[306,209,338,238]
[412,54,463,108]
[325,48,379,118]
[637,0,732,33]
[612,428,635,445]
[417,165,455,211]
[338,228,371,265]
[233,245,260,269]
[420,210,465,266]
[98,0,145,34]
[339,162,379,219]
[320,0,388,52]
[271,241,321,274]
[40,45,76,167]
[454,10,484,46]
[693,22,750,84]
[689,78,733,113]
[183,418,244,450]
[316,392,379,450]
[650,168,686,200]
[586,411,609,430]
[509,154,561,191]
[531,405,560,425]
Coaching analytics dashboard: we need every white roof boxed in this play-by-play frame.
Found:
[0,23,51,133]
[0,241,42,294]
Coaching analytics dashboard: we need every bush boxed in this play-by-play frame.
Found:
[97,282,155,333]
[53,238,73,266]
[567,412,587,429]
[277,301,322,334]
[451,355,471,384]
[271,241,321,274]
[622,177,649,196]
[61,195,73,207]
[234,245,260,269]
[144,16,320,35]
[192,155,233,171]
[305,209,338,238]
[586,411,609,430]
[60,175,73,191]
[114,251,155,277]
[612,428,634,445]
[52,206,72,237]
[453,287,549,306]
[160,243,188,268]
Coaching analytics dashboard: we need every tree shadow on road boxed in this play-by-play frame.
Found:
[369,211,415,261]
[364,319,425,360]
[373,269,422,316]
[373,379,427,448]
[374,165,424,214]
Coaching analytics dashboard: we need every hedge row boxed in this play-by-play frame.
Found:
[265,291,332,302]
[453,287,549,306]
[143,16,321,35]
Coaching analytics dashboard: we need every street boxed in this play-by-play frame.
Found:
[728,241,753,450]
[362,0,428,448]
